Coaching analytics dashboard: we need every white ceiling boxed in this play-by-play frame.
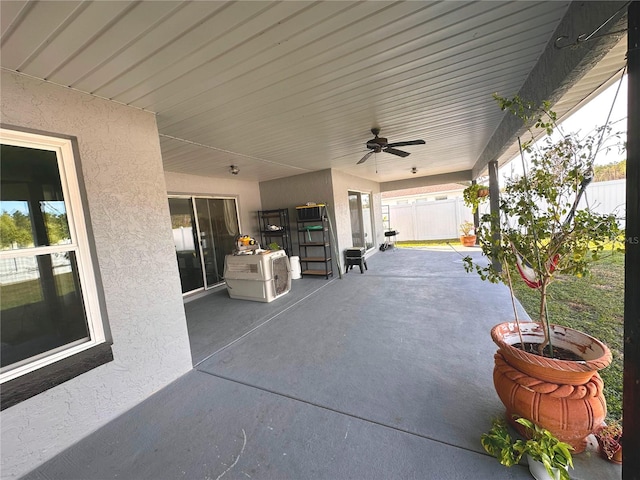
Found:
[0,1,628,184]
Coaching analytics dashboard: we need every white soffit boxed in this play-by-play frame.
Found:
[0,1,625,183]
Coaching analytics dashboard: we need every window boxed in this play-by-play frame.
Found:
[1,128,110,409]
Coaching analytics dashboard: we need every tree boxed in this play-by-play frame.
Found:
[0,212,33,248]
[464,95,624,355]
[594,159,626,181]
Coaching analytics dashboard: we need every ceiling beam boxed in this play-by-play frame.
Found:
[380,170,472,193]
[472,1,629,179]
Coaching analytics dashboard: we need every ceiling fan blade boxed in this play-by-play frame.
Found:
[386,139,425,148]
[384,147,410,158]
[357,150,375,164]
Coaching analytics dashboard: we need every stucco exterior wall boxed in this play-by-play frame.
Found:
[259,169,335,267]
[164,171,262,239]
[1,71,193,478]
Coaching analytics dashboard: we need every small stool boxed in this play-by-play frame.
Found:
[345,247,367,273]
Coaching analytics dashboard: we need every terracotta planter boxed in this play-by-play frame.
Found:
[460,235,476,246]
[491,322,612,385]
[477,188,490,198]
[491,322,612,453]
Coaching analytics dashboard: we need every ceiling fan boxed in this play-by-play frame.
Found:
[357,128,425,164]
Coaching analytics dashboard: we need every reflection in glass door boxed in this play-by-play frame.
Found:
[348,192,362,247]
[348,191,375,250]
[169,198,203,293]
[169,197,239,294]
[195,198,239,288]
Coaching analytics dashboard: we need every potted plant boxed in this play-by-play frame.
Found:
[464,95,624,452]
[481,416,574,480]
[594,419,623,464]
[463,182,490,214]
[459,221,476,247]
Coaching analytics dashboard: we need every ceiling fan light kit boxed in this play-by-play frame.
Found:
[357,128,425,164]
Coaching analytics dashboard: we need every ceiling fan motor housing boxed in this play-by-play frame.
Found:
[367,138,387,149]
[367,127,387,149]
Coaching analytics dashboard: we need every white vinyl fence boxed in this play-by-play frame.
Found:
[386,198,473,241]
[385,180,626,241]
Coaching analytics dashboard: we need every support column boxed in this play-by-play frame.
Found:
[488,160,501,272]
[471,180,480,245]
[624,2,639,478]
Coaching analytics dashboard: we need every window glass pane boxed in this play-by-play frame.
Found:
[0,201,32,250]
[42,200,70,246]
[0,252,90,370]
[348,192,362,247]
[208,199,239,283]
[0,144,70,250]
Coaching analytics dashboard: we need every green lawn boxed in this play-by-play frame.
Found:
[396,239,462,248]
[0,272,76,310]
[508,254,624,421]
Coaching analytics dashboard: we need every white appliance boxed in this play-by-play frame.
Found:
[224,250,291,302]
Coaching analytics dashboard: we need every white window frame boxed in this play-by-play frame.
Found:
[0,128,105,383]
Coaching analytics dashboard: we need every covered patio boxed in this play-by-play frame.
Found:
[21,249,620,480]
[1,2,638,478]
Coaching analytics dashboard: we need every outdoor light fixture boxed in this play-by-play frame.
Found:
[411,167,417,174]
[229,165,239,175]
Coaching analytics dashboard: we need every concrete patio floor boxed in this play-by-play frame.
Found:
[22,248,621,479]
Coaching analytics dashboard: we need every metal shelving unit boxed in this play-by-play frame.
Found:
[296,204,333,279]
[258,209,292,255]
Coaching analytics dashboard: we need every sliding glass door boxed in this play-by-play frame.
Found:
[168,196,239,295]
[348,191,375,250]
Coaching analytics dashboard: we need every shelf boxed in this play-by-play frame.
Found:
[302,269,332,276]
[296,204,333,279]
[300,257,332,262]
